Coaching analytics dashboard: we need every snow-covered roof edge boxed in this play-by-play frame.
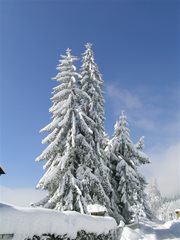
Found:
[175,209,180,212]
[87,204,107,213]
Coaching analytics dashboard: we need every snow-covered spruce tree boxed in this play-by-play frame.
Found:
[34,49,112,214]
[145,179,162,218]
[135,136,150,165]
[80,43,105,141]
[79,43,116,218]
[107,111,149,222]
[134,136,151,218]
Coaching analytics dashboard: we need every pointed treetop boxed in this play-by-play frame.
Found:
[136,136,145,150]
[119,111,127,125]
[114,110,130,138]
[85,42,93,49]
[66,48,72,56]
[121,110,126,118]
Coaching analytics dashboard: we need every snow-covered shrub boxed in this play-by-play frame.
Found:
[25,230,119,240]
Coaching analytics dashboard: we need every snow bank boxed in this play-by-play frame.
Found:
[87,204,107,213]
[119,219,180,240]
[164,220,180,237]
[120,227,141,240]
[0,202,117,240]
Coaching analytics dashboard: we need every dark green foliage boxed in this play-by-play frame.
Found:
[25,233,68,240]
[24,228,122,240]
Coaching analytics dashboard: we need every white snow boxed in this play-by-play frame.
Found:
[120,219,180,240]
[2,202,180,240]
[0,202,117,240]
[175,209,180,212]
[164,220,180,236]
[121,227,142,240]
[87,204,107,213]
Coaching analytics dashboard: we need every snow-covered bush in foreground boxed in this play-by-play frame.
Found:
[0,203,119,240]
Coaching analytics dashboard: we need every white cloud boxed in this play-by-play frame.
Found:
[135,118,156,131]
[0,186,46,207]
[142,142,180,197]
[106,84,142,109]
[105,84,158,131]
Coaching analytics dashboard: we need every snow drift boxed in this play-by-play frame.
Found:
[0,203,117,240]
[164,220,180,237]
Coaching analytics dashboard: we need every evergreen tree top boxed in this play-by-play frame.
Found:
[58,48,78,65]
[52,49,79,85]
[66,48,72,56]
[82,43,95,64]
[136,136,145,150]
[114,111,130,140]
[119,111,128,127]
[85,42,93,49]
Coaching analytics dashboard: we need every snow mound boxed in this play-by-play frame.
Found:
[0,202,117,240]
[121,227,142,240]
[164,220,180,237]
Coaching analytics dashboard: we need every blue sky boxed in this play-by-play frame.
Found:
[0,0,179,202]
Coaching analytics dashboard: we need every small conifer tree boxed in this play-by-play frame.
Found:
[107,111,149,222]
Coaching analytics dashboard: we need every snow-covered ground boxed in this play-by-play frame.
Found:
[1,202,179,240]
[0,202,117,240]
[121,218,180,240]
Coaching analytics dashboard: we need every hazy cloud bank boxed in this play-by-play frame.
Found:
[142,142,180,197]
[0,186,46,207]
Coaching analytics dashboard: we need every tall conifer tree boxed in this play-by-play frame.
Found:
[80,43,105,142]
[34,49,112,215]
[79,43,113,212]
